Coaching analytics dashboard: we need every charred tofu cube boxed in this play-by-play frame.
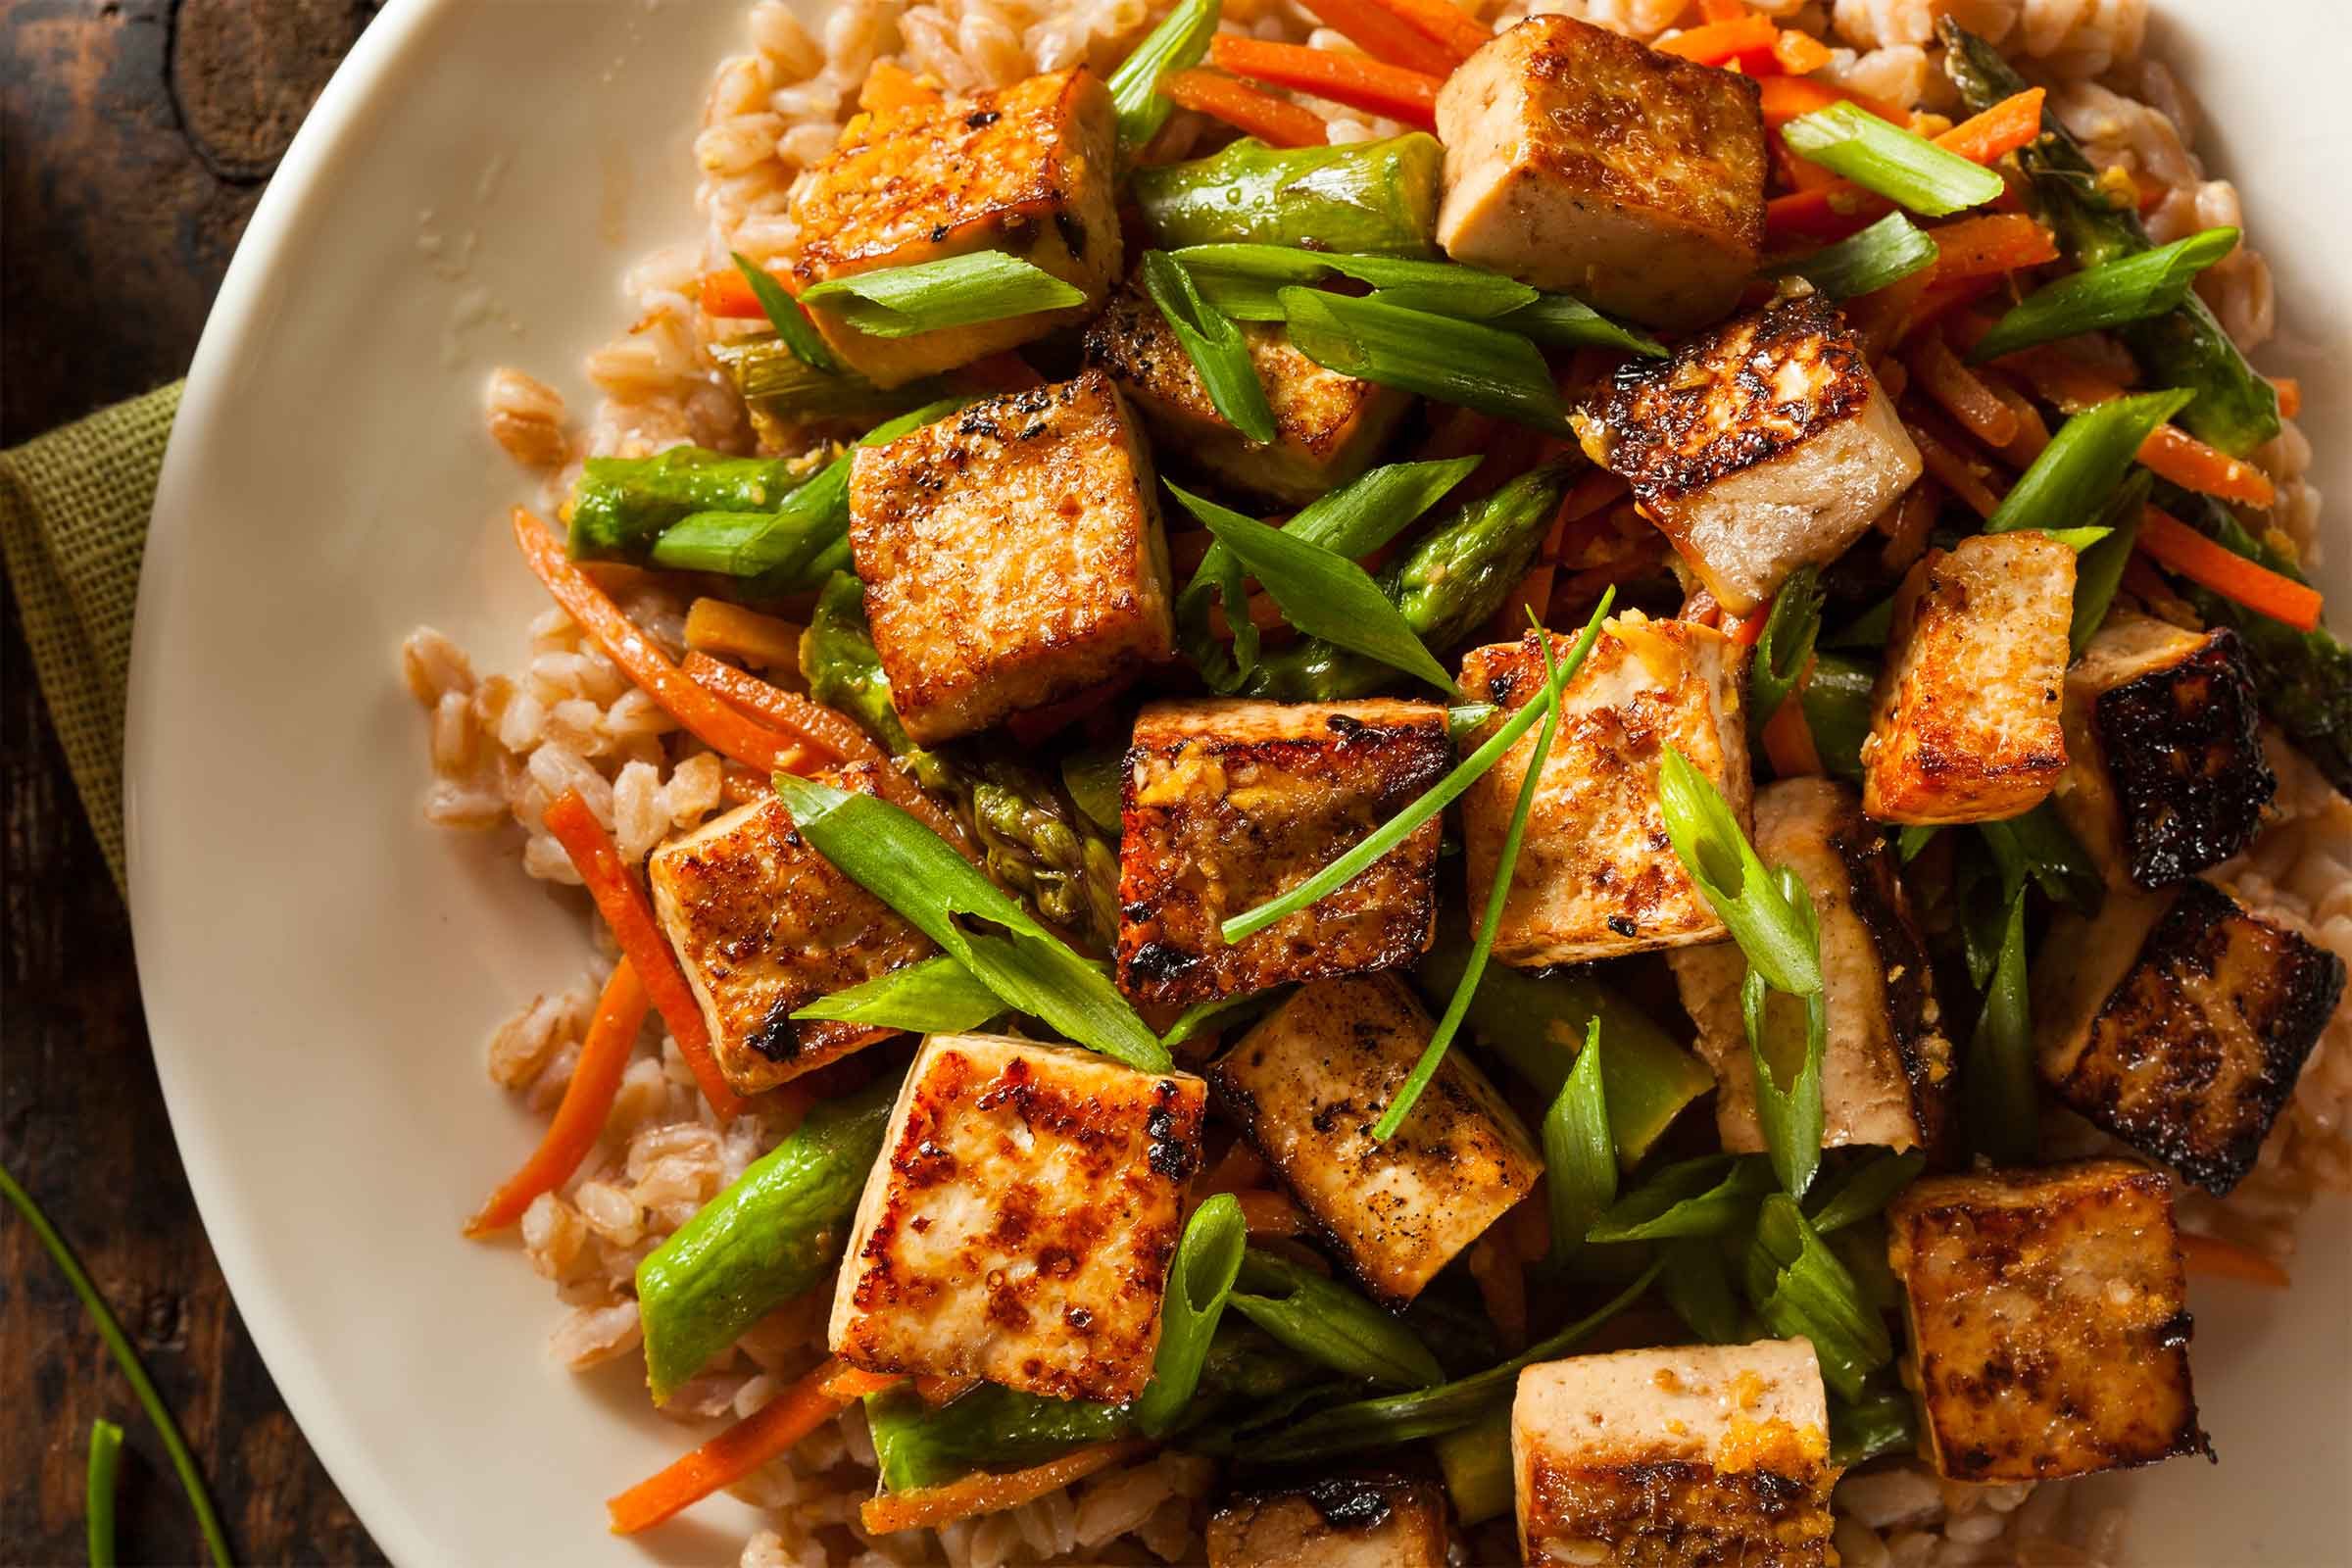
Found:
[830,1033,1206,1401]
[2054,615,2276,889]
[1435,15,1767,329]
[1116,698,1451,1004]
[1671,779,1955,1155]
[2034,878,2344,1195]
[1514,1340,1838,1565]
[1210,976,1540,1306]
[850,371,1175,746]
[1886,1159,2209,1483]
[1458,614,1749,965]
[1579,292,1921,615]
[1207,1475,1450,1568]
[1862,531,2075,824]
[785,69,1118,387]
[648,761,934,1094]
[1084,280,1413,506]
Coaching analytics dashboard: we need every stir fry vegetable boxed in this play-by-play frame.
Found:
[568,449,810,564]
[1131,133,1445,256]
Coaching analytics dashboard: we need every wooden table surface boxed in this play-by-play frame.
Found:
[2,3,388,1561]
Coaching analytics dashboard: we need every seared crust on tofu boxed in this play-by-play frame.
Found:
[1459,615,1748,965]
[1116,698,1450,1004]
[1513,1340,1838,1566]
[1672,779,1954,1156]
[1206,1475,1450,1568]
[2054,615,2276,889]
[1886,1160,2209,1483]
[1083,281,1412,506]
[786,70,1119,386]
[850,372,1175,746]
[829,1034,1205,1401]
[1579,292,1921,615]
[1436,15,1766,328]
[1209,976,1540,1307]
[647,762,933,1094]
[2035,879,2344,1195]
[1862,531,2075,824]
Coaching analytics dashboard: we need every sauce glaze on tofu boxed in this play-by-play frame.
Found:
[1205,1475,1451,1568]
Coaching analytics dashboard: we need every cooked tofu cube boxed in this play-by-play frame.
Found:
[647,761,934,1094]
[1083,280,1413,506]
[2053,614,2276,889]
[1116,698,1450,1004]
[1579,292,1922,615]
[1514,1340,1838,1565]
[1435,15,1767,329]
[2034,878,2344,1195]
[1671,779,1955,1155]
[1209,976,1540,1306]
[785,69,1119,387]
[1458,614,1748,965]
[829,1033,1206,1401]
[849,371,1176,746]
[1886,1159,2209,1483]
[1207,1475,1450,1568]
[1861,531,2076,824]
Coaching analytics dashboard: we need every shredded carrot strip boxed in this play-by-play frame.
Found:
[1936,86,2045,166]
[2135,509,2323,632]
[1725,590,1771,648]
[1680,588,1723,628]
[1699,0,1748,19]
[911,1374,980,1406]
[1209,35,1442,129]
[860,1441,1154,1535]
[542,790,747,1121]
[1771,96,2047,245]
[1877,478,1941,572]
[1235,1189,1310,1238]
[1975,368,2051,466]
[1910,336,2020,449]
[1770,27,1835,74]
[1198,1143,1269,1197]
[1466,1235,1528,1351]
[2271,376,2302,418]
[819,1364,907,1402]
[1757,74,1902,130]
[1558,467,1631,528]
[1927,213,2059,285]
[2138,423,2277,508]
[1904,411,2008,520]
[609,1359,893,1534]
[1296,0,1455,73]
[698,269,767,319]
[1349,0,1494,68]
[1762,667,1824,777]
[681,651,887,767]
[1652,14,1777,65]
[1160,68,1328,147]
[858,61,942,115]
[2178,1230,2290,1289]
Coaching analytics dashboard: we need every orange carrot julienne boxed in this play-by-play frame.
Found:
[1197,1142,1269,1197]
[1209,35,1442,129]
[1699,0,1748,18]
[1235,1188,1310,1238]
[698,269,767,319]
[609,1358,893,1534]
[1297,0,1456,74]
[1911,336,2020,449]
[1680,588,1723,628]
[2271,376,2301,418]
[1904,411,2007,520]
[2178,1230,2291,1289]
[1766,184,1885,243]
[1762,671,1824,776]
[1769,27,1835,74]
[1350,0,1493,69]
[1652,14,1777,65]
[2135,509,2323,633]
[1936,86,2045,167]
[2138,423,2277,508]
[541,789,746,1122]
[1160,68,1329,148]
[819,1364,906,1402]
[1771,96,2047,244]
[1926,212,2059,285]
[681,651,887,767]
[1757,74,1903,130]
[860,1441,1154,1535]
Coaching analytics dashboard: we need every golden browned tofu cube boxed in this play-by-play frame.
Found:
[849,371,1175,746]
[1116,698,1450,1004]
[1207,1475,1450,1568]
[1435,15,1767,329]
[1209,976,1541,1307]
[829,1033,1206,1401]
[1458,614,1748,965]
[2053,614,2276,889]
[647,761,933,1094]
[1084,279,1413,506]
[1886,1159,2209,1483]
[2034,878,2344,1195]
[785,70,1119,387]
[1579,291,1922,615]
[1671,779,1954,1155]
[1513,1340,1838,1565]
[1861,531,2076,824]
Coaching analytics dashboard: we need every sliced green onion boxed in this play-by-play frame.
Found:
[1499,293,1668,357]
[1586,1154,1777,1244]
[2040,524,2114,552]
[1661,1239,1747,1345]
[1982,802,2103,914]
[1780,101,2005,217]
[769,776,1169,1070]
[1806,1150,1926,1234]
[1744,1195,1892,1402]
[1142,250,1276,443]
[1741,868,1828,1200]
[1280,287,1569,432]
[2071,470,2152,654]
[87,1418,123,1568]
[1433,1411,1516,1525]
[1656,750,1824,997]
[1971,226,2241,364]
[1831,1386,1920,1466]
[1769,213,1938,302]
[1446,702,1498,743]
[1172,243,1538,321]
[1749,566,1824,735]
[1106,0,1219,153]
[800,252,1086,339]
[730,249,837,372]
[790,952,1005,1032]
[1798,651,1877,782]
[1135,1194,1248,1434]
[1543,1018,1616,1266]
[1159,987,1284,1051]
[1898,823,1939,863]
[1229,1250,1445,1388]
[1984,387,2192,536]
[867,1382,1127,1493]
[1963,889,2037,1162]
[1824,594,1894,650]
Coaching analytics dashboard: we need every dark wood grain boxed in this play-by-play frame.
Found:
[2,2,385,1561]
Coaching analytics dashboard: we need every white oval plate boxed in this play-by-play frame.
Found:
[129,1,2349,1563]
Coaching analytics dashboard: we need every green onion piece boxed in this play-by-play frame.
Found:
[1831,1387,1921,1466]
[1806,1150,1926,1233]
[1433,1410,1516,1525]
[1780,101,2005,217]
[1229,1250,1445,1389]
[1749,566,1825,735]
[1106,0,1219,153]
[1499,293,1669,357]
[1135,1194,1248,1434]
[800,252,1086,339]
[0,1165,232,1568]
[1824,594,1894,650]
[1769,213,1939,302]
[1982,803,2103,914]
[1446,702,1498,743]
[1172,243,1539,321]
[1543,1018,1617,1266]
[1744,1195,1892,1402]
[790,952,1005,1032]
[1898,823,1938,862]
[1280,287,1570,433]
[1586,1154,1777,1244]
[1372,601,1614,1141]
[1142,250,1277,443]
[1971,226,2241,364]
[2071,471,2152,654]
[1964,890,2037,1162]
[1159,989,1281,1050]
[87,1417,123,1568]
[1657,750,1825,997]
[730,249,837,373]
[1984,388,2192,536]
[1741,870,1828,1199]
[769,776,1169,1070]
[2040,524,2114,552]
[1661,1239,1748,1345]
[867,1382,1128,1493]
[1798,651,1878,782]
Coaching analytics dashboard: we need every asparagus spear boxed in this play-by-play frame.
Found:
[566,448,810,563]
[1132,133,1445,257]
[1936,19,2278,456]
[710,332,953,449]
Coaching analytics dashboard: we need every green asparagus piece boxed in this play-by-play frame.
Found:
[866,1382,1132,1494]
[635,1077,895,1402]
[711,332,951,443]
[566,448,810,563]
[1132,134,1445,257]
[1798,651,1878,781]
[1937,19,2278,455]
[1434,1409,1515,1525]
[1831,1385,1920,1466]
[802,571,912,751]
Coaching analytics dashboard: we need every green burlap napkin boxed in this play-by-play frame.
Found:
[0,381,182,896]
